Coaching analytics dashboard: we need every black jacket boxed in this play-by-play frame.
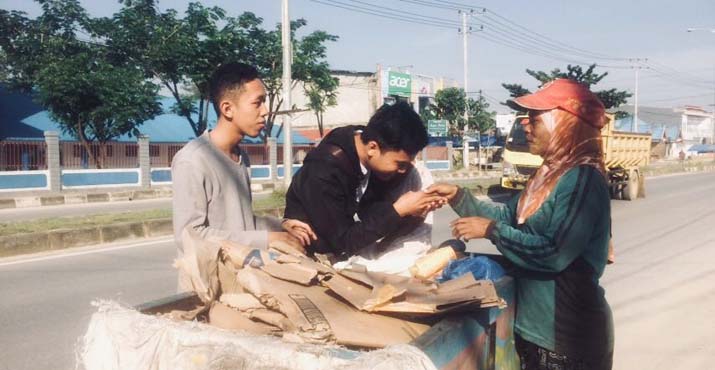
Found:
[284,126,402,258]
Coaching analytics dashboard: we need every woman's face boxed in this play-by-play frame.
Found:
[524,110,553,157]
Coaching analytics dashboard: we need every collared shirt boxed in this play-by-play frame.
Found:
[356,162,370,202]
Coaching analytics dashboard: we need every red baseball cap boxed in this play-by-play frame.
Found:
[507,78,606,128]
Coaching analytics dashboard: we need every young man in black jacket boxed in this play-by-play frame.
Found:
[284,102,443,260]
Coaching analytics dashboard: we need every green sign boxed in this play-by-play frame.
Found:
[428,119,448,137]
[387,71,412,97]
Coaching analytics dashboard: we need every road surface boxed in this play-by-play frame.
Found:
[0,171,713,369]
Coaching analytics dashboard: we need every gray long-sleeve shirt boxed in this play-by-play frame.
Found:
[171,131,277,255]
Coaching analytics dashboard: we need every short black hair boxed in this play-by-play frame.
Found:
[361,101,428,156]
[209,62,260,115]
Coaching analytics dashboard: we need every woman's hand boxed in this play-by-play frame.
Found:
[450,216,495,241]
[393,191,447,217]
[425,183,460,203]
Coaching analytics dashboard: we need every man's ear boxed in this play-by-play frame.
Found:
[219,99,234,120]
[366,141,381,158]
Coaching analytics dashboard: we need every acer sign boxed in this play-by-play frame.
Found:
[387,71,412,97]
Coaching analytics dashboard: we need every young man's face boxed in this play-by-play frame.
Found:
[365,142,414,181]
[525,110,553,157]
[221,79,269,138]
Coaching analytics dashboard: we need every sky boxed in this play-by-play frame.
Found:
[3,0,715,114]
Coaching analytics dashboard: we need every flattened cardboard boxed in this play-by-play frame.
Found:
[219,293,264,311]
[235,266,430,348]
[329,266,502,314]
[261,261,317,286]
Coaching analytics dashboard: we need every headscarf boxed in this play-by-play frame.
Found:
[516,109,607,224]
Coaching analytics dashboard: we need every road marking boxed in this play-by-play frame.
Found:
[0,236,174,267]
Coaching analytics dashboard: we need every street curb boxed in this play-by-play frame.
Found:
[0,218,174,258]
[1,187,173,210]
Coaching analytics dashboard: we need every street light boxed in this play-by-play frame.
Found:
[686,27,715,147]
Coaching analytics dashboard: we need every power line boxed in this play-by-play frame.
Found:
[310,0,458,29]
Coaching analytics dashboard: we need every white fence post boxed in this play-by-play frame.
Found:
[446,141,454,171]
[44,131,61,192]
[138,135,150,188]
[268,137,277,181]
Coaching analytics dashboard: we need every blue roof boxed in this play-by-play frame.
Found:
[688,144,715,153]
[1,87,312,144]
[614,116,680,140]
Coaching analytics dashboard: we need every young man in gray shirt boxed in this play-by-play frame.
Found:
[172,63,314,289]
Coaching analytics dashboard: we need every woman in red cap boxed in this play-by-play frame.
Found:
[428,79,614,370]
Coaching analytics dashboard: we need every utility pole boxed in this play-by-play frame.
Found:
[629,58,648,132]
[281,0,293,187]
[460,10,470,171]
[458,9,484,173]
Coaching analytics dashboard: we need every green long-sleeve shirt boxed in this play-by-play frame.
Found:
[451,165,613,358]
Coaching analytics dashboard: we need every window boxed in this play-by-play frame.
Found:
[125,145,138,157]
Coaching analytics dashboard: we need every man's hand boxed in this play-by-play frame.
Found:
[268,232,306,255]
[393,191,447,217]
[281,219,317,246]
[425,183,460,202]
[450,216,494,241]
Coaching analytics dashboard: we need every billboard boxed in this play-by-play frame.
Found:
[387,71,412,97]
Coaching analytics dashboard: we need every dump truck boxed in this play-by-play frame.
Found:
[501,114,651,200]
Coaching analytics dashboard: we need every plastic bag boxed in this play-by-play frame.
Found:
[438,255,505,283]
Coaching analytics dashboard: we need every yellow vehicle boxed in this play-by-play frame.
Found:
[501,116,542,190]
[501,114,651,200]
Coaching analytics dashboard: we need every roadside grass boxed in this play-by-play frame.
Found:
[0,190,289,238]
[0,208,172,237]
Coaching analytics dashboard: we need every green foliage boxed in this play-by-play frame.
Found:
[467,94,496,135]
[0,0,161,168]
[104,1,338,140]
[501,64,632,110]
[305,72,339,137]
[429,87,495,135]
[257,21,338,143]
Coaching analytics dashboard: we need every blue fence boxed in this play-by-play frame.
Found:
[0,171,49,191]
[0,159,451,192]
[61,169,140,188]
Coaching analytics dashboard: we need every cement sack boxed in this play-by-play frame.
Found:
[77,300,437,370]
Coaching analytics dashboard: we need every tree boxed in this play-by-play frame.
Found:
[467,93,496,135]
[430,87,466,135]
[502,64,632,115]
[105,1,339,141]
[255,21,338,143]
[0,0,161,168]
[428,87,495,135]
[305,71,338,138]
[100,0,249,136]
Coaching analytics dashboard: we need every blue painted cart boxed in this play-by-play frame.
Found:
[413,276,518,370]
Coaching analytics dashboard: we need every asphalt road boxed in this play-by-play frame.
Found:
[0,171,713,369]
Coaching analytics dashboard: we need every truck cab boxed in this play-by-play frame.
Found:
[501,116,542,190]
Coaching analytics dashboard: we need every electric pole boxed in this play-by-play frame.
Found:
[629,58,648,132]
[281,0,293,187]
[460,10,471,171]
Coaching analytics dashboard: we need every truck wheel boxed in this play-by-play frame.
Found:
[623,170,639,201]
[638,172,646,198]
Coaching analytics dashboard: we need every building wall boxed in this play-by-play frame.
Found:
[290,73,379,129]
[682,113,713,143]
[496,114,516,136]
